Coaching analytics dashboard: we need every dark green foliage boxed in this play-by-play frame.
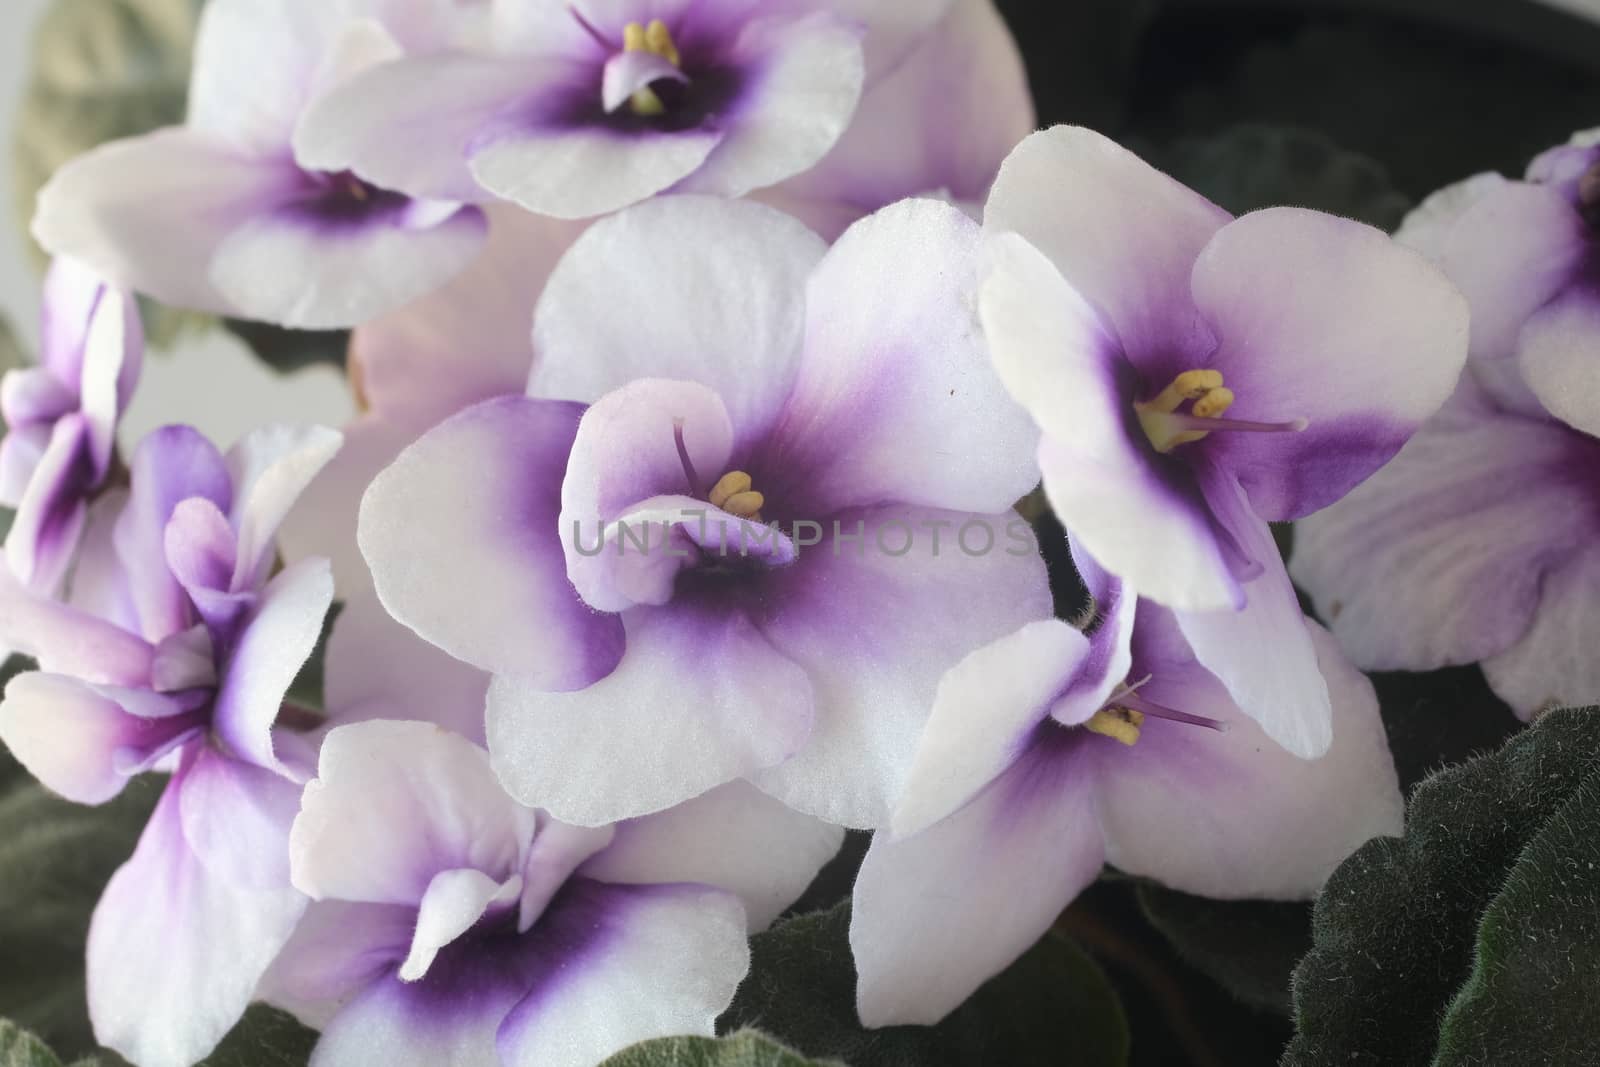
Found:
[1136,886,1310,1015]
[1285,707,1600,1066]
[721,902,1129,1067]
[602,1031,841,1067]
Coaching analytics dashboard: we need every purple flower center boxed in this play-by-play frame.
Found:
[288,170,409,228]
[1082,676,1229,747]
[572,10,746,133]
[1135,369,1308,453]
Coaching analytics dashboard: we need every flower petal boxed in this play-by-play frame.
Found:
[293,53,534,203]
[212,557,334,774]
[0,673,192,804]
[749,505,1053,828]
[758,198,1038,517]
[1290,384,1598,675]
[494,881,749,1067]
[260,900,415,1029]
[115,425,233,643]
[178,748,304,892]
[979,231,1243,612]
[1097,615,1403,898]
[1438,179,1589,362]
[323,589,491,744]
[1481,549,1600,718]
[891,619,1089,837]
[983,126,1229,372]
[468,117,723,221]
[674,13,865,199]
[89,765,306,1067]
[851,733,1103,1027]
[207,198,487,330]
[400,868,523,982]
[1189,207,1470,521]
[528,196,822,443]
[291,721,535,906]
[31,129,303,316]
[1177,468,1332,759]
[0,566,154,685]
[225,423,344,591]
[776,0,1031,213]
[358,396,624,689]
[582,779,843,931]
[1517,289,1600,438]
[486,601,814,827]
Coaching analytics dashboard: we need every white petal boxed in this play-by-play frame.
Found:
[1482,549,1600,717]
[399,868,523,981]
[529,196,823,435]
[582,780,844,931]
[291,721,535,905]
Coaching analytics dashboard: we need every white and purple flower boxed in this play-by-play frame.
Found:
[1294,130,1600,716]
[0,422,341,1067]
[0,259,141,599]
[978,126,1470,756]
[266,719,841,1067]
[294,0,966,221]
[358,195,1048,829]
[30,0,488,329]
[850,553,1403,1026]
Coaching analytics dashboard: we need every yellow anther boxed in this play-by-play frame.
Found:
[1146,369,1224,415]
[1084,707,1145,747]
[1136,369,1232,453]
[621,20,681,117]
[1190,386,1234,420]
[722,491,765,520]
[709,471,753,509]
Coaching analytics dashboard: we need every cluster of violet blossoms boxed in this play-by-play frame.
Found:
[10,0,1578,1064]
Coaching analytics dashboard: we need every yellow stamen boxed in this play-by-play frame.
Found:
[1084,707,1145,747]
[709,471,764,521]
[622,19,681,116]
[722,491,765,520]
[1145,369,1223,415]
[1136,369,1230,452]
[709,471,752,509]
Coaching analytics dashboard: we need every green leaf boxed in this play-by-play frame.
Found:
[1284,706,1600,1067]
[0,760,160,1060]
[0,1020,64,1067]
[13,0,212,348]
[1154,124,1412,230]
[189,1006,316,1067]
[1135,884,1309,1014]
[721,902,1129,1067]
[601,1031,840,1067]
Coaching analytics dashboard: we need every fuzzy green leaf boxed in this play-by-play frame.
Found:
[601,1031,840,1067]
[721,902,1128,1067]
[1285,706,1600,1067]
[0,1021,64,1067]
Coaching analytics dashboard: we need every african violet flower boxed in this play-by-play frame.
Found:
[359,195,1048,829]
[264,720,840,1067]
[850,554,1403,1026]
[294,0,963,221]
[0,422,341,1067]
[0,259,140,598]
[979,126,1470,757]
[31,0,487,329]
[1294,130,1600,716]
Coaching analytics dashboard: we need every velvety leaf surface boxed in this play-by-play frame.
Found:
[0,1021,63,1067]
[0,747,160,1059]
[1136,886,1310,1015]
[1285,707,1600,1066]
[602,1031,841,1067]
[721,902,1129,1067]
[1430,772,1600,1065]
